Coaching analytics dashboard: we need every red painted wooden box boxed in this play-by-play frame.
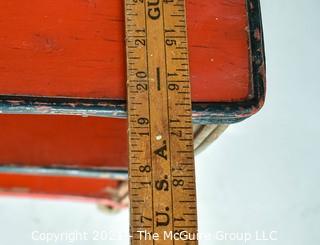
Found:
[0,0,265,206]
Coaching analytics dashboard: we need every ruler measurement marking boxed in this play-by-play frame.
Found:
[161,2,176,242]
[125,0,198,244]
[143,0,156,238]
[156,67,161,91]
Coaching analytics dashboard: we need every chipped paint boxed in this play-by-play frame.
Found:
[0,0,266,125]
[0,165,128,180]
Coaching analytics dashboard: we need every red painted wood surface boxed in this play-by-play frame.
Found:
[0,0,249,102]
[0,173,122,204]
[0,0,252,201]
[0,115,128,168]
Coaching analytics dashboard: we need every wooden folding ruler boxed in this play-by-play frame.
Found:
[125,0,198,244]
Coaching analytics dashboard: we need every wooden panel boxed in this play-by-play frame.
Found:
[0,0,249,102]
[0,173,121,202]
[0,115,128,168]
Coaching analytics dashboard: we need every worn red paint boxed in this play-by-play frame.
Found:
[0,0,261,203]
[0,173,120,201]
[0,115,128,168]
[0,0,249,102]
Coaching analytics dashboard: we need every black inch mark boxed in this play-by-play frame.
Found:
[157,67,161,91]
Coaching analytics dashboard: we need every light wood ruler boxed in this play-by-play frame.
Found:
[125,0,198,244]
